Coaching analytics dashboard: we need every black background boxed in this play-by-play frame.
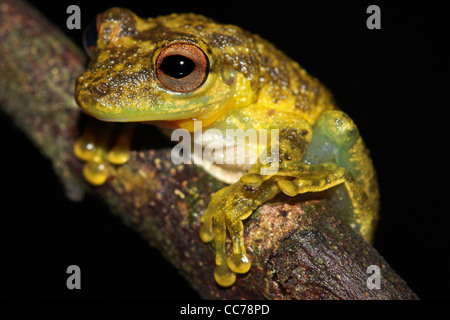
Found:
[0,0,448,300]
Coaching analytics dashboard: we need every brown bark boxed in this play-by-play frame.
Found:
[0,0,418,299]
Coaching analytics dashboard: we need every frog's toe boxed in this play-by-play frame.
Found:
[83,161,108,186]
[200,186,231,243]
[214,263,236,287]
[74,122,136,186]
[240,170,275,187]
[73,122,98,162]
[200,185,239,286]
[107,147,130,165]
[225,207,253,274]
[276,179,298,196]
[240,173,263,187]
[228,251,251,274]
[199,209,214,243]
[107,123,135,165]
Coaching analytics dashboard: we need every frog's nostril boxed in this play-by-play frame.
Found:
[93,82,110,95]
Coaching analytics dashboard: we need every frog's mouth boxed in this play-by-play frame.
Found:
[79,104,206,123]
[76,91,230,132]
[76,85,216,122]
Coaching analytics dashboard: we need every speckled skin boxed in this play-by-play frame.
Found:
[75,8,334,129]
[74,8,379,287]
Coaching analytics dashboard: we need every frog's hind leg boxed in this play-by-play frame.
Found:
[242,110,379,243]
[274,162,375,240]
[300,110,379,241]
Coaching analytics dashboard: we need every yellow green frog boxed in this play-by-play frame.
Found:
[74,8,379,287]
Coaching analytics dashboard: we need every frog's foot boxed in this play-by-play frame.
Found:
[242,161,374,242]
[200,180,280,286]
[74,121,135,185]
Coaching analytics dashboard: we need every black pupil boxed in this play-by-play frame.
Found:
[160,55,196,79]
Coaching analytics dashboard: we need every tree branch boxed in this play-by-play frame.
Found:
[0,0,418,299]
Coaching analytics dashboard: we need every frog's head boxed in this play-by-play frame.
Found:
[75,8,261,131]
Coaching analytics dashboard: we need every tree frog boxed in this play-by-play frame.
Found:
[74,8,379,287]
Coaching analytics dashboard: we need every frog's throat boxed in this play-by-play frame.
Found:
[81,97,234,132]
[145,104,230,132]
[80,99,228,131]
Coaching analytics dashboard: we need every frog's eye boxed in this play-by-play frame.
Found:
[83,13,103,57]
[155,42,209,93]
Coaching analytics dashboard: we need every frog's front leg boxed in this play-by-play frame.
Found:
[200,110,379,286]
[74,121,136,185]
[200,180,281,286]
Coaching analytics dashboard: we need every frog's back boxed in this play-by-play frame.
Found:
[250,33,336,123]
[197,14,337,123]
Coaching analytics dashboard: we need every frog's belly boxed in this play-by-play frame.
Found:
[159,125,260,184]
[192,129,256,184]
[195,157,250,184]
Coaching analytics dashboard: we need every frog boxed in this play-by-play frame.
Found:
[74,8,379,287]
